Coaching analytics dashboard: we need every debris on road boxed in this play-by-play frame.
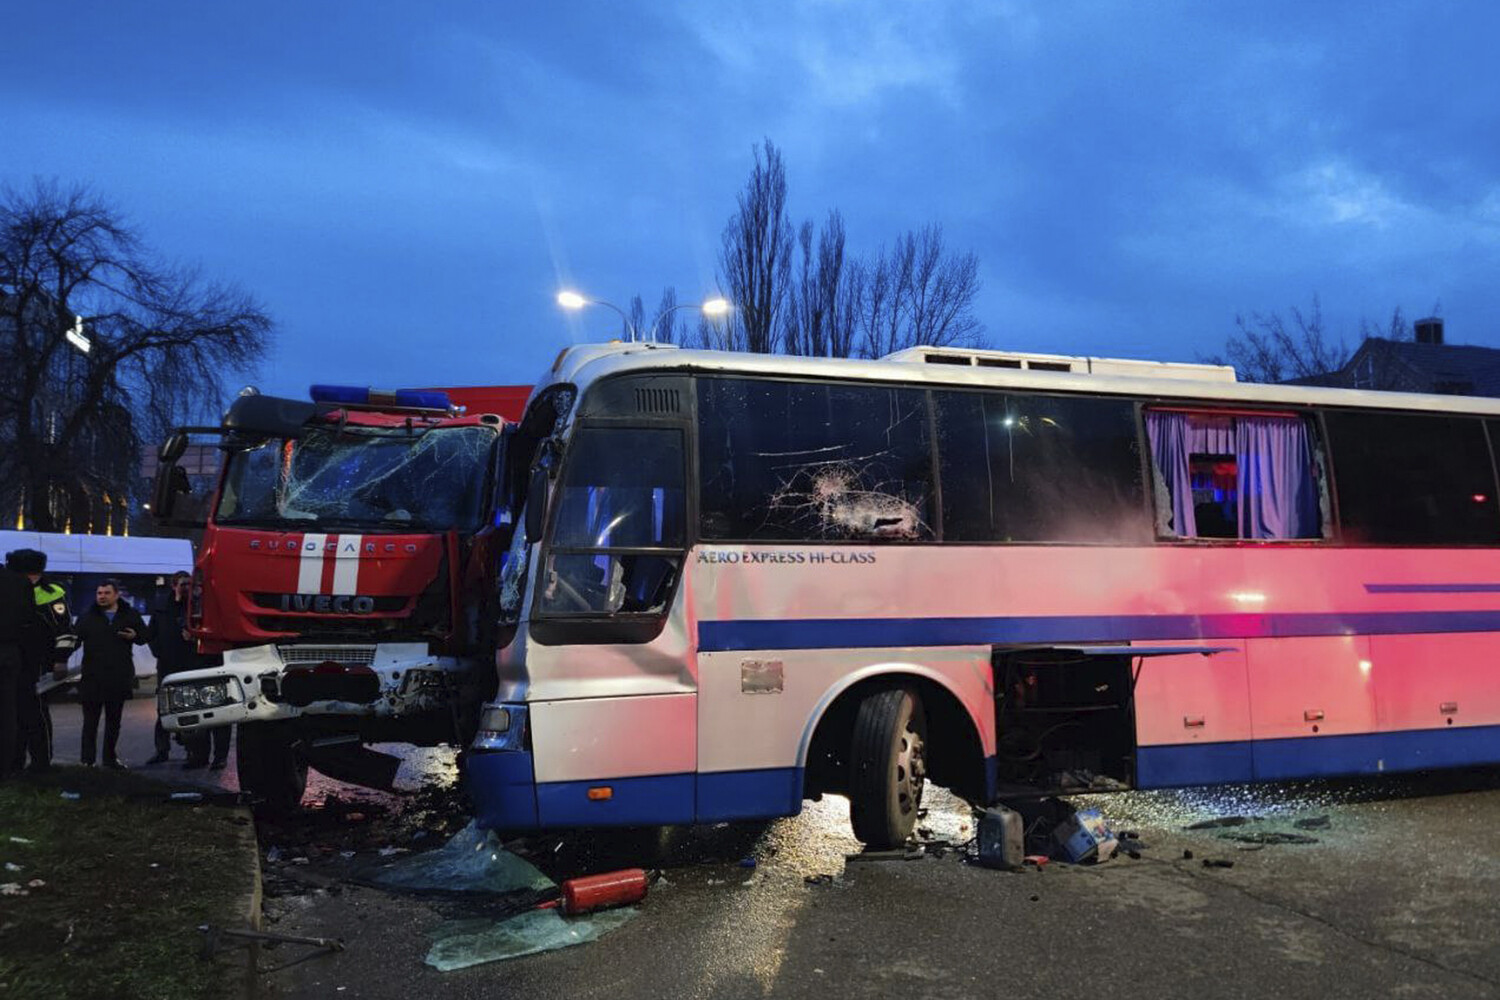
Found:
[1052,809,1118,864]
[1219,831,1319,846]
[1185,816,1250,830]
[845,847,924,863]
[1295,815,1332,830]
[1202,858,1235,869]
[977,805,1025,870]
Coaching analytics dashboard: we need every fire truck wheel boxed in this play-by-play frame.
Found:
[236,722,308,812]
[849,687,927,850]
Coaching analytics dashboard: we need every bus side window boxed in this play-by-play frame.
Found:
[697,378,934,542]
[1144,409,1327,541]
[933,390,1149,543]
[1326,412,1500,545]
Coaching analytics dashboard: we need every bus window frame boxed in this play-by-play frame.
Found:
[528,401,696,646]
[1140,401,1336,547]
[1318,404,1500,548]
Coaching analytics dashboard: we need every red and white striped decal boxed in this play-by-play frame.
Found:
[297,533,327,593]
[332,534,363,596]
[296,533,363,595]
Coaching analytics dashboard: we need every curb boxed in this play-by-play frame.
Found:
[229,804,264,999]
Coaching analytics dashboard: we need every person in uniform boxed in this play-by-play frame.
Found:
[5,549,77,772]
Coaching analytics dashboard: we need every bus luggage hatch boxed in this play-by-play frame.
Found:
[992,644,1234,795]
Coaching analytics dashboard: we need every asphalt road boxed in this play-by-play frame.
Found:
[259,775,1500,999]
[50,693,1500,999]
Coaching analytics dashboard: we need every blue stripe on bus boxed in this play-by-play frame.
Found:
[465,751,540,830]
[697,768,804,822]
[1365,583,1500,593]
[536,772,697,827]
[1137,724,1500,787]
[697,610,1500,652]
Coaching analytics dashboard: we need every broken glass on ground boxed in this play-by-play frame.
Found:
[364,821,552,896]
[426,907,637,972]
[363,822,638,971]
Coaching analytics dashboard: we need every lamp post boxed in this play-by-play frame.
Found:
[647,297,731,343]
[556,291,734,344]
[556,291,638,341]
[65,314,92,354]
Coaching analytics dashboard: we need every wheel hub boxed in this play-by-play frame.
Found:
[894,724,926,818]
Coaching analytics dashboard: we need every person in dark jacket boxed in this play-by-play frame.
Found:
[6,549,77,772]
[75,579,149,768]
[0,561,34,781]
[147,571,229,769]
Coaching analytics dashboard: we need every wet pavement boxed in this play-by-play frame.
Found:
[258,775,1500,1000]
[47,691,1500,998]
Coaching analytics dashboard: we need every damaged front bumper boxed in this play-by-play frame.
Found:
[158,643,477,732]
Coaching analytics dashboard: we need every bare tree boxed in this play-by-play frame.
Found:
[855,225,983,357]
[0,181,271,533]
[621,294,645,342]
[1217,295,1348,383]
[650,286,679,343]
[1358,304,1416,342]
[718,139,794,354]
[903,225,982,348]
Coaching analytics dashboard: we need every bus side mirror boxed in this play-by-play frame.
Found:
[524,467,548,543]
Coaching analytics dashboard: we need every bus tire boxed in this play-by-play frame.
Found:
[849,687,927,849]
[236,722,308,813]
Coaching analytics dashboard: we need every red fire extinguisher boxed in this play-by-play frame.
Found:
[536,868,649,915]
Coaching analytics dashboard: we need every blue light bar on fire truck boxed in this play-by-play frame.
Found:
[309,385,459,414]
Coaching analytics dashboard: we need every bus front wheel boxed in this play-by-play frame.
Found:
[849,687,927,849]
[236,722,309,813]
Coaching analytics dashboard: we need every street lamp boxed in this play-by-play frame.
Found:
[646,297,732,342]
[65,315,92,354]
[556,290,638,341]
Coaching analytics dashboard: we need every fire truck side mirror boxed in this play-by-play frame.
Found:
[160,431,189,463]
[152,464,194,522]
[524,466,548,543]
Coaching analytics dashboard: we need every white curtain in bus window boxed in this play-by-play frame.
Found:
[1145,410,1324,540]
[697,379,933,541]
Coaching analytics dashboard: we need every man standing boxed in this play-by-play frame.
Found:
[0,557,34,781]
[148,571,228,769]
[74,580,148,769]
[6,549,77,772]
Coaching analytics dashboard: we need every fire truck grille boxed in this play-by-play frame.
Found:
[276,645,377,666]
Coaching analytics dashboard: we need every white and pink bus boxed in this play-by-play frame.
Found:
[468,341,1500,847]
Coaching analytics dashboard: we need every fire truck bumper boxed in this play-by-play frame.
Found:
[158,643,479,732]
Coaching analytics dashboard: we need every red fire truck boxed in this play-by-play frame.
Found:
[151,383,529,808]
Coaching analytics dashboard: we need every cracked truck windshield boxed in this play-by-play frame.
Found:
[215,425,495,531]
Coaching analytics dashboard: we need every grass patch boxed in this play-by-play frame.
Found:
[0,766,257,1000]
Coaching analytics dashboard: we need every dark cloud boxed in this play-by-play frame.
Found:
[4,1,1498,396]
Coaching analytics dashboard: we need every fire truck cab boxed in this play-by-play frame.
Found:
[151,384,528,808]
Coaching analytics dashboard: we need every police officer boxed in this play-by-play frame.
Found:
[5,549,77,772]
[0,556,32,781]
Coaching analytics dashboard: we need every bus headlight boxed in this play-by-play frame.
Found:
[472,703,527,751]
[161,678,245,714]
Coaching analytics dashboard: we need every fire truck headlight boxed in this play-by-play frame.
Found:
[163,678,245,715]
[472,704,527,751]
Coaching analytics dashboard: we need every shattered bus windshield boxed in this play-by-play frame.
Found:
[215,425,496,531]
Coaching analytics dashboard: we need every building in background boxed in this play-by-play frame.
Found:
[1294,319,1500,397]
